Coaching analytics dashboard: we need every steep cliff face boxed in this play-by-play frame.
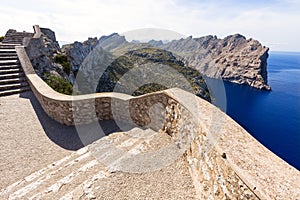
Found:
[62,32,270,98]
[62,37,98,83]
[63,35,211,101]
[154,34,270,90]
[97,33,152,56]
[96,48,211,101]
[25,28,69,80]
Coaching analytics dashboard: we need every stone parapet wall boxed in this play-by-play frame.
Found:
[162,90,259,199]
[15,26,300,199]
[166,89,300,199]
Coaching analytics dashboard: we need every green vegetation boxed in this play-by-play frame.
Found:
[44,73,73,95]
[96,48,211,101]
[55,54,71,75]
[133,83,168,96]
[0,36,4,42]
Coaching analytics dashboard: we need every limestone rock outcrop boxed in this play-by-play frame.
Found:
[25,28,69,80]
[96,48,211,101]
[153,34,270,90]
[62,37,98,83]
[62,32,270,97]
[63,35,211,101]
[98,33,128,51]
[97,33,151,56]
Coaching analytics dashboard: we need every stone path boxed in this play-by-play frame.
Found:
[0,92,74,189]
[2,131,196,199]
[0,91,197,199]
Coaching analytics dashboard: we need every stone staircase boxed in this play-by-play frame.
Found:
[1,127,194,199]
[0,43,30,97]
[2,29,33,45]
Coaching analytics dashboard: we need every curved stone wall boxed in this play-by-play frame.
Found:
[16,26,300,199]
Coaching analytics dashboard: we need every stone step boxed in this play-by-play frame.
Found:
[5,32,32,37]
[2,39,23,42]
[0,65,21,70]
[0,43,16,46]
[0,68,22,75]
[16,154,98,199]
[2,148,97,199]
[0,45,16,49]
[60,129,178,199]
[2,36,27,44]
[2,42,22,45]
[0,72,24,80]
[59,171,108,200]
[88,128,148,166]
[93,128,178,173]
[0,49,17,54]
[0,82,28,91]
[0,53,17,57]
[0,56,18,60]
[0,77,26,85]
[0,60,19,66]
[0,148,90,197]
[2,37,24,40]
[3,35,27,38]
[0,127,170,199]
[0,86,31,97]
[29,161,109,199]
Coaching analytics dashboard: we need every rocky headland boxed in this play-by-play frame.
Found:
[63,32,270,91]
[153,34,270,90]
[2,26,299,200]
[62,33,211,100]
[26,28,270,100]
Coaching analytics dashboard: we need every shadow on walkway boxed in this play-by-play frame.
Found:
[19,91,121,151]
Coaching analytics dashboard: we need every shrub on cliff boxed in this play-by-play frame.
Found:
[44,73,73,95]
[133,83,168,96]
[96,48,211,101]
[0,36,4,42]
[55,54,71,75]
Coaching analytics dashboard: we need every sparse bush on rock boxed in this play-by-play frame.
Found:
[93,48,211,101]
[55,54,71,75]
[44,73,73,95]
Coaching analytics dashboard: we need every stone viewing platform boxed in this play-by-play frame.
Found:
[0,25,299,199]
[0,92,197,199]
[0,92,73,189]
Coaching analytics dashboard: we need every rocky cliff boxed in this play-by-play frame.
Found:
[96,48,211,101]
[63,35,210,101]
[62,37,98,84]
[25,28,74,94]
[66,33,270,91]
[25,28,68,80]
[62,31,270,99]
[153,34,270,90]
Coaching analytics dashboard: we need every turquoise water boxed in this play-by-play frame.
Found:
[220,52,300,170]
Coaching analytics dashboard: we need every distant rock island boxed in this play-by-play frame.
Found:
[25,28,270,100]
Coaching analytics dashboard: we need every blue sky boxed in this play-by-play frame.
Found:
[1,0,299,51]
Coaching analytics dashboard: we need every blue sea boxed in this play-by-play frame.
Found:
[212,52,300,170]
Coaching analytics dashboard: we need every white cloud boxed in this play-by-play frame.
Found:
[1,0,299,51]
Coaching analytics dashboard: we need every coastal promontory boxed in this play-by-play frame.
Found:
[153,34,271,90]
